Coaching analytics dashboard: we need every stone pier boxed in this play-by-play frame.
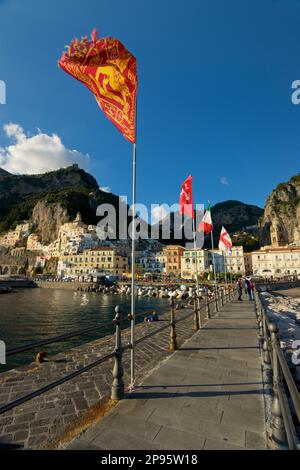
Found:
[0,305,195,449]
[67,300,267,450]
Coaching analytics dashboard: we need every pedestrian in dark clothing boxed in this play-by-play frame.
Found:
[152,311,160,321]
[237,278,243,301]
[244,276,254,301]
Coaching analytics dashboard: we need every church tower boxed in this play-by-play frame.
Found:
[270,218,286,247]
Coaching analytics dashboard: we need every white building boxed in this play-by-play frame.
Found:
[224,246,245,275]
[27,234,45,252]
[181,246,245,279]
[208,250,225,273]
[0,221,31,247]
[181,249,209,279]
[252,246,300,278]
[135,251,166,274]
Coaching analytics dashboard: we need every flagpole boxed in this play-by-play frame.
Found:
[130,141,136,389]
[210,230,217,288]
[192,217,200,297]
[208,201,217,289]
[224,250,228,284]
[229,250,233,284]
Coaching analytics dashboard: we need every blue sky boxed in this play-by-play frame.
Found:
[0,0,300,213]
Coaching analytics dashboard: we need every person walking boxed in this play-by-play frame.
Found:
[244,276,254,301]
[236,278,243,301]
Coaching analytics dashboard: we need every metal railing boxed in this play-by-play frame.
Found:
[5,307,170,358]
[0,284,235,415]
[255,291,300,450]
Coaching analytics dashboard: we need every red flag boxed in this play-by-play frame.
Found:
[58,29,137,143]
[179,175,194,218]
[219,226,233,250]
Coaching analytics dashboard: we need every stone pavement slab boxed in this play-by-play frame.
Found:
[67,300,267,450]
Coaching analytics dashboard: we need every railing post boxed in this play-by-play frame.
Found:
[205,290,210,319]
[111,305,124,401]
[256,300,264,340]
[197,295,202,328]
[221,287,224,307]
[262,316,271,366]
[269,322,288,449]
[193,292,200,331]
[215,288,219,312]
[168,296,177,352]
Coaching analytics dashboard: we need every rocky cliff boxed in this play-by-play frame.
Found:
[31,201,69,244]
[0,165,122,240]
[259,174,300,247]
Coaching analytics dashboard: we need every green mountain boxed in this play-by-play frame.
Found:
[153,201,263,251]
[0,168,11,177]
[211,200,263,233]
[0,165,122,238]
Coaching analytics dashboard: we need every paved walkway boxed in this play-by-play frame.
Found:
[67,300,267,450]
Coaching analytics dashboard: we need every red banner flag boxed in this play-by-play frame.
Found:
[58,29,137,143]
[179,175,194,218]
[219,226,233,251]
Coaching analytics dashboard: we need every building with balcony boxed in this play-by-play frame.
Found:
[163,245,185,276]
[181,249,208,279]
[252,246,300,278]
[224,246,245,275]
[244,252,253,275]
[58,247,129,278]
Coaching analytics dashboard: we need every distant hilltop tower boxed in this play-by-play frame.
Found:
[75,212,82,223]
[72,163,79,169]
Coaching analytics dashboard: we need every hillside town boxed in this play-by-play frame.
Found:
[1,210,300,281]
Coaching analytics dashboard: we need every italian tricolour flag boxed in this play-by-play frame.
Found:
[198,203,213,235]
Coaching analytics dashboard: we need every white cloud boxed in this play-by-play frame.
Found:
[220,176,229,186]
[99,186,111,193]
[151,205,169,224]
[0,123,90,174]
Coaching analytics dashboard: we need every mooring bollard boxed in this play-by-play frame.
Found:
[269,322,287,449]
[193,292,200,330]
[168,296,177,351]
[111,305,124,401]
